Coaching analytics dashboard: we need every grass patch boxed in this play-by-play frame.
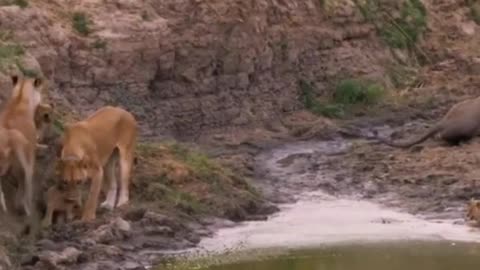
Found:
[16,61,39,77]
[299,78,385,118]
[169,143,220,180]
[52,119,65,133]
[0,0,28,8]
[333,78,384,105]
[355,0,427,49]
[91,39,107,50]
[386,63,419,89]
[135,142,261,218]
[467,1,480,25]
[72,12,91,36]
[298,79,345,118]
[0,31,13,41]
[0,43,24,71]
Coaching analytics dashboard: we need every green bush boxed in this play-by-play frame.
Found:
[72,12,91,36]
[355,0,427,49]
[0,0,28,8]
[16,61,38,77]
[0,43,24,71]
[298,78,385,118]
[92,39,107,50]
[468,2,480,25]
[298,79,345,118]
[333,79,384,105]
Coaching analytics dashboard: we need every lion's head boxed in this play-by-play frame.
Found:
[10,75,47,108]
[56,156,91,190]
[467,198,480,223]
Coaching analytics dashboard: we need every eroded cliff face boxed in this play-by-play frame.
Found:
[0,0,392,139]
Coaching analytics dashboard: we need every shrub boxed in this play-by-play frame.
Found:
[298,78,385,118]
[92,39,107,50]
[0,0,28,8]
[355,0,427,49]
[468,1,480,25]
[298,79,345,118]
[16,61,38,77]
[0,43,24,71]
[333,79,384,105]
[72,12,91,36]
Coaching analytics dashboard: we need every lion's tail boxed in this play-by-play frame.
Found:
[375,125,442,148]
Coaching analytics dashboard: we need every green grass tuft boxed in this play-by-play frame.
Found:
[0,43,24,71]
[72,12,91,36]
[333,79,384,105]
[92,39,107,50]
[355,0,427,49]
[169,142,221,181]
[0,0,28,8]
[15,61,39,78]
[298,78,385,118]
[467,1,480,25]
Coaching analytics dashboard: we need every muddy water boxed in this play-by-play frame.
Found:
[194,140,480,254]
[203,241,480,270]
[178,140,480,268]
[195,190,480,252]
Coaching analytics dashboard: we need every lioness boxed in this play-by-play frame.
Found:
[41,184,82,228]
[56,106,138,222]
[0,75,45,216]
[373,96,480,148]
[467,199,480,225]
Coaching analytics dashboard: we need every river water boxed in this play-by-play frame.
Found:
[163,141,480,270]
[204,241,480,270]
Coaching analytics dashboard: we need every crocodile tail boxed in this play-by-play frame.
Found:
[375,125,441,148]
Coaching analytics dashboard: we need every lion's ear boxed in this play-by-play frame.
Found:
[33,77,43,88]
[11,75,18,86]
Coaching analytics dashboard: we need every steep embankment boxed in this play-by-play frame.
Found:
[0,0,392,140]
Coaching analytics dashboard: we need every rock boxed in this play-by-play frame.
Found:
[36,239,58,251]
[93,244,122,258]
[0,246,11,270]
[37,247,82,267]
[143,226,174,236]
[139,211,174,227]
[89,218,131,244]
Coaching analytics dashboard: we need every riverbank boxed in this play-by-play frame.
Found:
[13,141,278,270]
[9,103,480,270]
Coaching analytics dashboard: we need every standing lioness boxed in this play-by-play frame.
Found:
[56,106,138,222]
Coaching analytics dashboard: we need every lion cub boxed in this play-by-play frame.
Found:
[467,199,480,225]
[41,184,82,228]
[34,103,54,146]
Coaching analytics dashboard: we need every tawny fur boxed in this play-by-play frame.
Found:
[57,106,138,222]
[375,97,480,148]
[34,103,54,147]
[467,199,480,225]
[41,184,82,228]
[0,75,45,216]
[0,128,30,213]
